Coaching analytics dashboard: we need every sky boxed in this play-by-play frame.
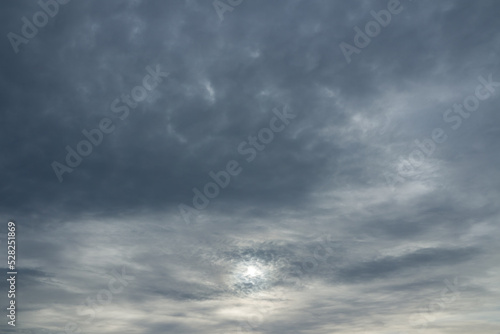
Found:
[1,0,500,333]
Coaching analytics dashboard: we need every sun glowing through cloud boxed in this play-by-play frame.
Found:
[246,265,261,278]
[230,260,274,295]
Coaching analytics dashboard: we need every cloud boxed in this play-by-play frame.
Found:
[0,0,499,333]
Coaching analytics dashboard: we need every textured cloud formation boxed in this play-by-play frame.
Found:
[0,0,499,333]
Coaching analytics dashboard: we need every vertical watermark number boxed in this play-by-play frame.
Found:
[6,221,17,326]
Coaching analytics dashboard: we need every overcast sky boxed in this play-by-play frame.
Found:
[1,0,500,333]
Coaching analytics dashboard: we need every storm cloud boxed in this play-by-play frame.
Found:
[0,0,499,333]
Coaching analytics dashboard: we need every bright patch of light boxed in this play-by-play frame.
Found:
[230,260,271,295]
[246,265,261,278]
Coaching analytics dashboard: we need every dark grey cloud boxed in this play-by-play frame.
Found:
[1,0,499,333]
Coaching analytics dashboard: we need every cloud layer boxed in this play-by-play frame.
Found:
[0,0,499,333]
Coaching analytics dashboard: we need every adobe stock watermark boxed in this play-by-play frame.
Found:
[51,64,169,183]
[339,0,414,64]
[213,0,244,21]
[7,0,71,54]
[385,73,500,188]
[177,106,295,225]
[64,267,135,334]
[408,277,461,330]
